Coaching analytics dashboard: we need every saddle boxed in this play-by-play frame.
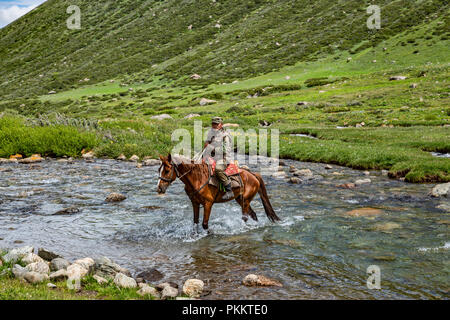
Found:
[207,157,243,191]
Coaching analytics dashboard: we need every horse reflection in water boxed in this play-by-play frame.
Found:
[157,154,280,233]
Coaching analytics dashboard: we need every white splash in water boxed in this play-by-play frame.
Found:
[418,242,450,252]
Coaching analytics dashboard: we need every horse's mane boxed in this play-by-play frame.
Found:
[172,154,210,179]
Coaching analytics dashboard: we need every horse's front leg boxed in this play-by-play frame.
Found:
[202,202,213,233]
[192,201,200,233]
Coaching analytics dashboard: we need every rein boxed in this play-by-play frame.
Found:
[159,161,211,196]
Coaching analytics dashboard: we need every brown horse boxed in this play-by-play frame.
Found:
[157,154,280,232]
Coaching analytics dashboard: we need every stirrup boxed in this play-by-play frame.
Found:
[222,190,235,200]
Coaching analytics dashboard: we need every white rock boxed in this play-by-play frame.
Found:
[74,258,95,272]
[161,285,178,299]
[22,253,45,265]
[137,284,160,298]
[114,273,137,288]
[93,274,108,285]
[294,169,313,177]
[24,272,49,284]
[49,269,68,281]
[47,283,57,289]
[129,155,139,162]
[26,261,50,274]
[142,159,160,166]
[12,264,28,279]
[182,279,204,298]
[82,151,95,160]
[151,114,173,121]
[355,179,371,185]
[199,98,217,106]
[67,263,89,280]
[2,246,34,263]
[430,183,450,197]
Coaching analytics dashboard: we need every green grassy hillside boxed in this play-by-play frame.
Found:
[0,0,448,98]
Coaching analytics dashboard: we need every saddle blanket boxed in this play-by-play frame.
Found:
[208,158,242,189]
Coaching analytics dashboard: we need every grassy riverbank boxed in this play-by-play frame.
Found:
[0,22,448,182]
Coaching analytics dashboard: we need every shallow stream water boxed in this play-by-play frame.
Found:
[0,157,448,299]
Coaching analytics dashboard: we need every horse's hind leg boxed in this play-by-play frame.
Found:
[235,197,257,222]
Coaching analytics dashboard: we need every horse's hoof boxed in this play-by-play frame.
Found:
[242,216,249,223]
[202,223,209,230]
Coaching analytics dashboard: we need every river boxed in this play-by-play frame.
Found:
[0,157,448,299]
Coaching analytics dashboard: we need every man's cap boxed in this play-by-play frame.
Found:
[211,117,223,124]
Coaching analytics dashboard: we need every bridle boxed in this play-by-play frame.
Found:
[159,161,192,185]
[158,160,211,196]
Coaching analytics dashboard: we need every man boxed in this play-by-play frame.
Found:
[203,117,234,200]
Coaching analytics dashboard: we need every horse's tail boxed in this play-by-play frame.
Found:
[252,172,281,223]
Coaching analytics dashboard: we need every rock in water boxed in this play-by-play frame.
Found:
[430,183,450,197]
[142,159,160,166]
[117,154,127,161]
[345,208,384,217]
[355,179,371,185]
[50,258,70,271]
[136,269,164,282]
[26,261,50,274]
[129,155,139,162]
[114,273,137,288]
[293,169,313,177]
[38,248,61,261]
[242,274,282,287]
[24,272,49,284]
[105,193,127,202]
[2,246,34,263]
[137,283,160,298]
[182,279,204,298]
[53,207,80,216]
[161,285,178,299]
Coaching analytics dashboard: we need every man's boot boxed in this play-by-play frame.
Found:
[222,182,234,200]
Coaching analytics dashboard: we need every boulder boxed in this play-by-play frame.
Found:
[355,179,371,185]
[142,159,160,166]
[151,114,173,121]
[190,74,201,80]
[199,98,217,106]
[2,246,34,263]
[389,76,407,81]
[38,248,61,261]
[242,274,282,287]
[129,155,139,162]
[182,279,204,298]
[184,113,201,120]
[47,283,57,289]
[345,208,384,217]
[50,258,70,271]
[93,274,108,285]
[137,283,160,298]
[24,271,49,284]
[293,169,313,177]
[82,151,95,160]
[289,177,302,184]
[114,273,137,288]
[430,183,450,197]
[94,257,130,280]
[12,264,28,279]
[105,193,126,202]
[74,258,95,272]
[66,263,89,280]
[136,268,164,282]
[26,261,50,274]
[19,154,43,164]
[22,253,45,265]
[49,269,68,281]
[53,207,80,216]
[117,154,127,161]
[161,285,178,299]
[325,164,333,170]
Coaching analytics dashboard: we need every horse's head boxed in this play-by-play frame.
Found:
[157,154,177,194]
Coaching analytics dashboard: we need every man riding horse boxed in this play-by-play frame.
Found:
[203,117,235,200]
